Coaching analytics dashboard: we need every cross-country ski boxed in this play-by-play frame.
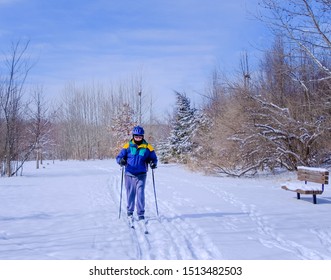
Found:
[139,219,149,235]
[127,216,135,229]
[127,216,148,234]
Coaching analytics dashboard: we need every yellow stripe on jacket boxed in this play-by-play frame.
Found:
[122,142,154,151]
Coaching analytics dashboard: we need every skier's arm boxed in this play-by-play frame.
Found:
[148,150,158,168]
[116,146,128,166]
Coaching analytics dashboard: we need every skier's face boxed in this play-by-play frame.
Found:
[133,135,143,141]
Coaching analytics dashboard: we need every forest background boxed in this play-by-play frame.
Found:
[1,0,331,177]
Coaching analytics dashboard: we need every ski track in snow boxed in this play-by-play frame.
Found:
[202,183,330,260]
[310,228,331,254]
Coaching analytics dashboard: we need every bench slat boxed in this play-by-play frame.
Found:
[297,169,329,184]
[296,189,323,195]
[297,174,328,184]
[297,166,328,173]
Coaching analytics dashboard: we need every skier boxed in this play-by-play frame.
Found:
[116,126,158,222]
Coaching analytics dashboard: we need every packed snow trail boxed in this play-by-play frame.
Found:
[1,160,331,260]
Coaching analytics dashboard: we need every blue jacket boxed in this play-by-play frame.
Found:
[116,139,158,175]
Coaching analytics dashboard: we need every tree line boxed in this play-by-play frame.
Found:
[1,0,330,177]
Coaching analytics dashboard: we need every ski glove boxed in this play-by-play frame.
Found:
[150,162,157,169]
[120,158,127,166]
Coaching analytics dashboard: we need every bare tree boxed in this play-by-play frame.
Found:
[240,52,251,90]
[259,0,331,92]
[110,103,135,157]
[27,86,54,169]
[0,40,33,176]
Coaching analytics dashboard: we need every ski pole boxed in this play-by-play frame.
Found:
[118,166,124,219]
[151,168,159,216]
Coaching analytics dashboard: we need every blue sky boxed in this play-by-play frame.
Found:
[0,0,271,115]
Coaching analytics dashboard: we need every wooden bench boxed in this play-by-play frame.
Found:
[281,166,329,204]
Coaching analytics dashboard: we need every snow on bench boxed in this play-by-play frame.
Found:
[281,166,329,204]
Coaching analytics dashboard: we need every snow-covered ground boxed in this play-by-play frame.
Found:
[1,159,331,260]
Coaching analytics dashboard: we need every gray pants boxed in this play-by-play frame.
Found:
[125,173,147,216]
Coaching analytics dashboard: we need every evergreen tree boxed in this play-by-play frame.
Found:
[159,92,199,163]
